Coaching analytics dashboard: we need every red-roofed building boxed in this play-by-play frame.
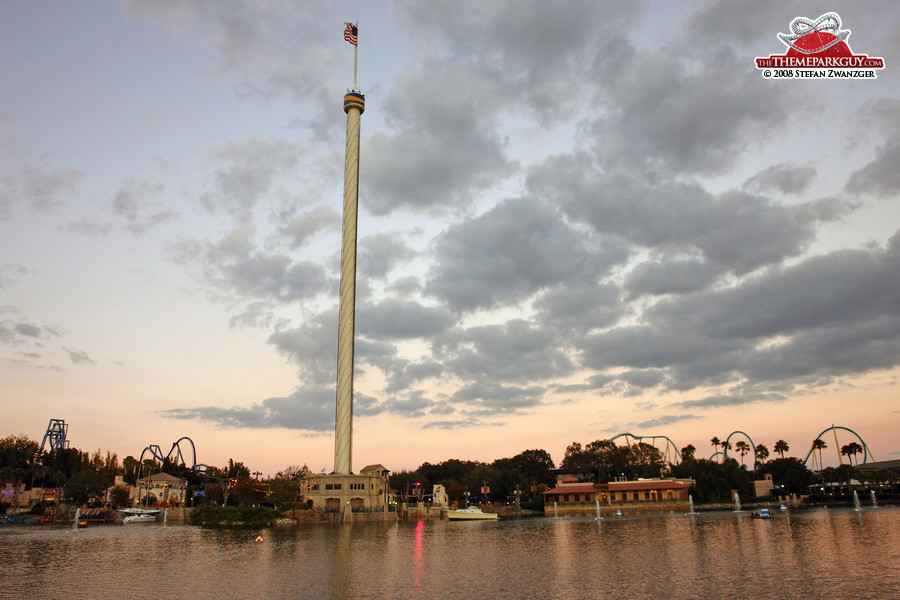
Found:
[543,476,694,516]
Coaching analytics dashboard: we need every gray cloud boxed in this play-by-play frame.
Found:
[845,135,900,198]
[394,0,650,120]
[589,49,810,175]
[433,319,575,385]
[359,233,416,280]
[533,281,626,334]
[267,311,337,387]
[199,138,300,221]
[531,161,849,274]
[177,224,332,304]
[160,385,337,431]
[629,414,700,429]
[112,179,176,234]
[66,348,95,365]
[364,61,516,216]
[426,197,621,312]
[582,231,900,403]
[279,206,339,249]
[1,167,85,217]
[358,298,455,340]
[624,257,722,299]
[743,163,817,196]
[450,380,545,416]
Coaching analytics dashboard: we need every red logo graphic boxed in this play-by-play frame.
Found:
[756,13,884,79]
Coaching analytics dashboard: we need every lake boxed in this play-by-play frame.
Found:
[2,506,898,599]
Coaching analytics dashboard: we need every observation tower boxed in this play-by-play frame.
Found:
[334,89,364,475]
[299,23,391,520]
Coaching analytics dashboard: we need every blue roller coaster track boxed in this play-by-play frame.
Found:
[138,437,207,472]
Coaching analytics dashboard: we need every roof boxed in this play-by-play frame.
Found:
[855,459,900,472]
[137,472,184,484]
[543,479,692,495]
[360,464,388,474]
[543,484,600,495]
[607,480,689,491]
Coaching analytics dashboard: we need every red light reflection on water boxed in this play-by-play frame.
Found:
[412,521,425,596]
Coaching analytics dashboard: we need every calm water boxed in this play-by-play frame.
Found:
[2,507,898,599]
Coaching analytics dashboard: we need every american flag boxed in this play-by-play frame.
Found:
[344,22,358,46]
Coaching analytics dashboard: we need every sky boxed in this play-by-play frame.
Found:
[2,1,899,477]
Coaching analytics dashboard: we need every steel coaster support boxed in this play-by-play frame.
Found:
[37,418,70,457]
[802,425,872,466]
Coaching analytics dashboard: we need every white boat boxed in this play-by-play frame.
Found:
[446,506,498,521]
[120,508,160,524]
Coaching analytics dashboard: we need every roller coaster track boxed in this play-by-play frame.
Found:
[138,436,207,472]
[722,431,757,466]
[609,433,683,464]
[802,425,872,468]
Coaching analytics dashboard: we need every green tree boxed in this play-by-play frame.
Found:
[672,458,753,504]
[811,438,826,467]
[721,440,732,457]
[109,484,131,507]
[65,470,106,506]
[841,442,863,465]
[735,441,751,467]
[774,440,790,459]
[710,437,721,458]
[754,444,769,469]
[759,458,816,495]
[267,473,301,506]
[230,478,266,506]
[226,458,251,479]
[681,444,696,460]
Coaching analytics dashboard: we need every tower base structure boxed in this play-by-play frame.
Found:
[299,465,393,520]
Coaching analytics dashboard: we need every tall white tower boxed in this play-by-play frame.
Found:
[334,91,364,475]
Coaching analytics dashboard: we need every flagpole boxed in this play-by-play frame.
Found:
[353,22,358,91]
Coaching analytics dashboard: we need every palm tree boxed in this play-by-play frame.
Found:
[721,440,732,458]
[848,442,863,464]
[710,437,720,457]
[774,439,789,459]
[754,444,770,469]
[735,441,751,467]
[681,444,696,460]
[840,442,863,466]
[811,438,827,468]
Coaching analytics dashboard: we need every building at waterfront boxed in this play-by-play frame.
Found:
[300,464,390,514]
[542,475,694,515]
[133,472,186,506]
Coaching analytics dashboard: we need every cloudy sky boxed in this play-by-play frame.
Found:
[2,1,898,476]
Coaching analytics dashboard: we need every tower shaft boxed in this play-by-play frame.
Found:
[334,92,365,475]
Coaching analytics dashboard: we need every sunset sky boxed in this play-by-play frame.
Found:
[2,1,898,477]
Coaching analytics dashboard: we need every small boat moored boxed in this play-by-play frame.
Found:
[120,508,160,524]
[446,506,498,521]
[754,508,771,519]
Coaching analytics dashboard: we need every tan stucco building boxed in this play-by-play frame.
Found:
[301,464,391,516]
[134,472,186,506]
[543,475,694,515]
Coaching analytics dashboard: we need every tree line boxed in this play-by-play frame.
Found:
[2,433,896,510]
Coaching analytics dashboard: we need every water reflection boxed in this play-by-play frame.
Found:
[1,507,898,599]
